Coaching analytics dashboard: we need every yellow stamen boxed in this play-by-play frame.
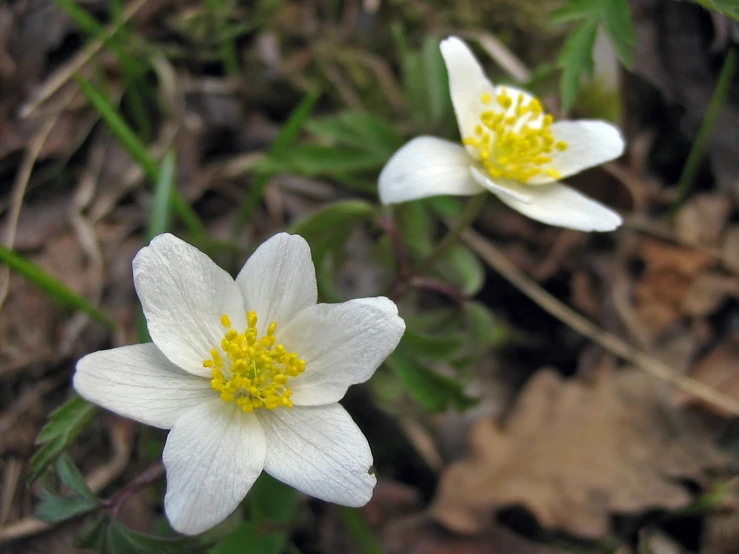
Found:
[463,88,568,183]
[203,310,306,412]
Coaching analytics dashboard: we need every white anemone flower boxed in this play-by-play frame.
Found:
[73,233,405,535]
[379,36,625,232]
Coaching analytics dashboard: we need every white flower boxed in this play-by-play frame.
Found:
[379,36,625,232]
[73,233,405,535]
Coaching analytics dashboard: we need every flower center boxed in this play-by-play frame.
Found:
[203,312,306,412]
[462,87,568,184]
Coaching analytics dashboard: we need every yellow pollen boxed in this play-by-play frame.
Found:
[203,310,306,412]
[465,88,568,183]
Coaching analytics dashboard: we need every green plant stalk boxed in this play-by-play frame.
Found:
[147,152,176,240]
[75,77,208,243]
[414,193,486,275]
[336,507,385,554]
[672,48,736,214]
[0,246,113,328]
[232,89,321,240]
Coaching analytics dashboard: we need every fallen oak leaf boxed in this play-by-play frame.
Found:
[431,369,725,539]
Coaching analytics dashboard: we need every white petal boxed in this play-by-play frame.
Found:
[236,233,317,336]
[163,399,266,535]
[378,136,483,205]
[74,343,213,429]
[471,166,532,204]
[133,234,247,378]
[488,179,623,232]
[258,404,376,507]
[440,36,496,141]
[278,297,405,406]
[547,120,625,180]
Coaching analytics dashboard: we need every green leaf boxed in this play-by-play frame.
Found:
[672,48,737,213]
[599,0,636,68]
[74,513,110,550]
[35,486,98,523]
[306,111,402,158]
[386,350,477,412]
[35,455,99,523]
[235,90,321,235]
[0,246,114,328]
[213,475,299,554]
[108,520,204,554]
[57,454,97,500]
[75,77,207,243]
[432,243,485,296]
[558,15,600,112]
[147,151,176,240]
[693,0,739,20]
[258,144,388,176]
[463,301,508,357]
[289,200,376,261]
[270,89,322,155]
[421,34,451,128]
[29,396,98,484]
[394,201,435,259]
[336,507,385,554]
[551,0,597,22]
[76,76,158,179]
[400,329,463,361]
[249,473,299,524]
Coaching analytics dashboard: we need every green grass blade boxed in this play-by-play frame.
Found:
[233,89,321,236]
[672,47,736,214]
[147,151,176,240]
[0,246,113,328]
[336,507,385,554]
[52,0,105,36]
[75,77,208,242]
[75,76,158,179]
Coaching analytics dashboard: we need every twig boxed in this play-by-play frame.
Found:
[102,461,165,517]
[0,419,134,543]
[19,0,151,117]
[461,227,739,416]
[0,114,59,310]
[415,194,486,276]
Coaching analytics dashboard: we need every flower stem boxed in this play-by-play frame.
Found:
[415,193,486,276]
[103,461,165,516]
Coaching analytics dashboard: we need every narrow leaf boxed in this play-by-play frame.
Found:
[693,0,739,20]
[599,0,636,67]
[432,243,485,296]
[386,350,477,412]
[35,487,98,523]
[57,454,97,501]
[0,246,113,328]
[558,16,600,112]
[336,507,385,554]
[401,329,464,361]
[108,520,204,554]
[76,77,207,242]
[147,151,176,240]
[234,89,321,235]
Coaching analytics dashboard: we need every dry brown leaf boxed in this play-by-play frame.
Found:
[675,193,733,248]
[681,271,739,318]
[674,334,739,417]
[633,239,716,338]
[431,369,725,539]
